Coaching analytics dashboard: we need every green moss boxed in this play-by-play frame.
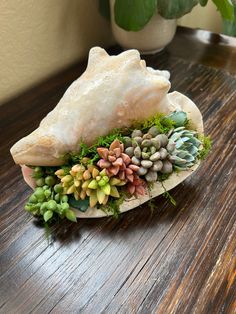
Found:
[163,191,176,206]
[134,113,176,134]
[183,118,191,129]
[160,181,176,206]
[198,135,212,160]
[66,129,124,165]
[147,198,158,215]
[97,129,124,146]
[61,165,71,175]
[147,182,154,191]
[158,173,171,182]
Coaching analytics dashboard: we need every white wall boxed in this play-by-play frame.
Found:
[0,0,222,104]
[178,2,222,33]
[0,0,113,104]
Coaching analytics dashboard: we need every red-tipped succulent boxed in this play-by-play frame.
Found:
[127,174,146,196]
[97,139,140,183]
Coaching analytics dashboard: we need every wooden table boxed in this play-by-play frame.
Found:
[0,27,235,314]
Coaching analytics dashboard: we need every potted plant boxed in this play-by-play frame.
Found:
[99,0,236,54]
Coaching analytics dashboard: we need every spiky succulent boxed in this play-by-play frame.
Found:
[55,161,125,208]
[97,139,140,182]
[123,127,173,182]
[167,127,202,170]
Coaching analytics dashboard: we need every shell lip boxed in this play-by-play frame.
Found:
[73,162,200,218]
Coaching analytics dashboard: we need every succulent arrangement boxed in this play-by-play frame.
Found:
[24,111,211,224]
[55,160,126,208]
[123,127,172,183]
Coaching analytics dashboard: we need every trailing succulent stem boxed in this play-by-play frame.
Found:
[25,166,77,224]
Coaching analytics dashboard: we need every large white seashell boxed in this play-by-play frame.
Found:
[10,47,204,218]
[11,47,171,166]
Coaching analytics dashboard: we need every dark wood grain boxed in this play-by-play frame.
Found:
[0,26,235,314]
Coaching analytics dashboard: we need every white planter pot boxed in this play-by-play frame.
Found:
[110,0,177,54]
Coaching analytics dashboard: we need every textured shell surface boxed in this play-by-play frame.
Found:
[10,47,171,166]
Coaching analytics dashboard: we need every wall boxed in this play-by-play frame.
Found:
[178,2,222,33]
[0,0,113,104]
[0,1,222,105]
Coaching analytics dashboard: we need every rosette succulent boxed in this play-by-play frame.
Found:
[97,139,140,182]
[167,127,202,170]
[123,127,173,182]
[55,161,125,208]
[86,169,125,207]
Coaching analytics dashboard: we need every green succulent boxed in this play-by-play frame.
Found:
[123,126,173,182]
[166,110,187,127]
[25,185,77,223]
[56,162,126,208]
[167,127,202,170]
[25,166,77,223]
[87,170,125,208]
[32,166,58,187]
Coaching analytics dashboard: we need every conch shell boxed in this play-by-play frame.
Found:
[10,47,204,218]
[11,47,172,166]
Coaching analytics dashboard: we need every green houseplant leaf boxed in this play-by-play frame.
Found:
[212,0,235,20]
[157,0,199,19]
[114,0,157,31]
[223,6,236,35]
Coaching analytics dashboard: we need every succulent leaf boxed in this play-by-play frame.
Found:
[110,186,120,198]
[102,183,111,195]
[166,111,187,127]
[97,189,106,204]
[168,127,202,169]
[56,157,125,208]
[121,127,173,182]
[89,191,98,207]
[88,179,98,189]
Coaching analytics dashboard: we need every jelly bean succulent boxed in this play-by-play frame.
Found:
[123,127,173,183]
[25,166,77,223]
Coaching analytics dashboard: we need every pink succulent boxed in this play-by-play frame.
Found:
[97,139,139,182]
[127,174,147,196]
